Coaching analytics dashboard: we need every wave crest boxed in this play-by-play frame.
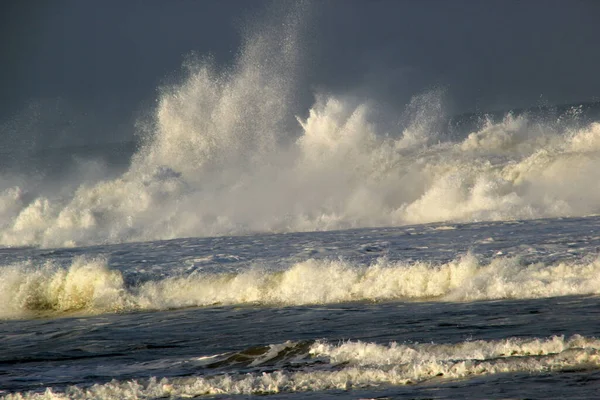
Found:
[3,254,600,319]
[0,258,130,319]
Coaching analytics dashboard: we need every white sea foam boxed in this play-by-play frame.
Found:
[5,335,599,399]
[3,254,600,319]
[0,258,133,319]
[310,335,600,366]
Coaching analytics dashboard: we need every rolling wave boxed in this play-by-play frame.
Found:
[5,335,599,398]
[3,253,600,320]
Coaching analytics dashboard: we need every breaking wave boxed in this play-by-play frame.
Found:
[3,253,600,319]
[5,335,600,398]
[1,6,600,249]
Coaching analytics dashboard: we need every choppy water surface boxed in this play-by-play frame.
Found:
[2,216,600,399]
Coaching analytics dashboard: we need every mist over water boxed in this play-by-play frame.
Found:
[1,7,600,249]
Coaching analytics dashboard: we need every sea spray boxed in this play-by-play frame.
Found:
[1,8,600,248]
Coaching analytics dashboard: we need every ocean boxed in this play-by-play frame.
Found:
[3,218,600,399]
[3,4,600,399]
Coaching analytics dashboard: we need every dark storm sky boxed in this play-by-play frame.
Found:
[1,0,599,137]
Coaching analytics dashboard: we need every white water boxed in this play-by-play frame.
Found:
[6,335,599,399]
[310,335,600,366]
[4,253,600,319]
[1,7,600,249]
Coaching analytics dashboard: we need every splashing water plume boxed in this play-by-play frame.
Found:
[1,7,600,248]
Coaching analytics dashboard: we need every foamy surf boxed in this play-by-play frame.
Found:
[0,258,133,319]
[3,253,600,319]
[4,335,599,399]
[4,105,600,249]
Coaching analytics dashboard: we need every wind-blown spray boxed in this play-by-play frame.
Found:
[1,6,600,248]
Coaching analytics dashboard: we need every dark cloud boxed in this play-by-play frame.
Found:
[1,0,259,120]
[1,0,598,133]
[314,0,600,112]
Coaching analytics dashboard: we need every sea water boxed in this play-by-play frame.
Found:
[2,4,600,399]
[3,218,600,399]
